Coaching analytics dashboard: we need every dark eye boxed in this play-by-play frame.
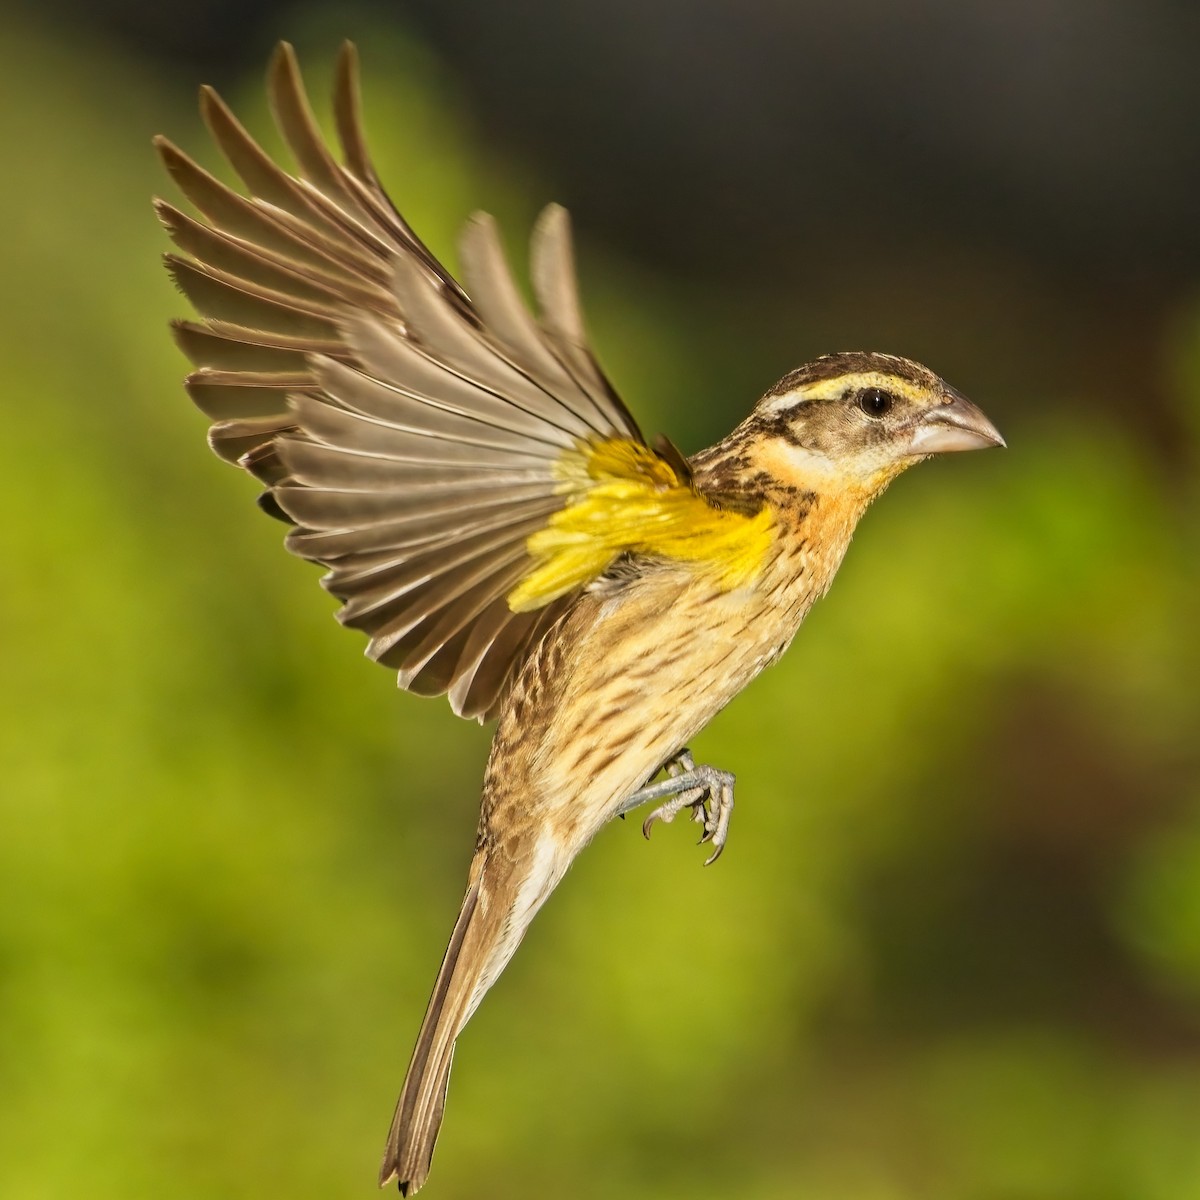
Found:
[858,388,894,418]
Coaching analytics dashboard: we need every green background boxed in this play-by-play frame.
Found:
[2,10,1199,1199]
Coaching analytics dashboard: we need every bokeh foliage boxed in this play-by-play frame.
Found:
[2,12,1199,1200]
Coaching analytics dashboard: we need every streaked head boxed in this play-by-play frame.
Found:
[745,351,1004,495]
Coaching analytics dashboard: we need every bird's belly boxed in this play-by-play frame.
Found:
[521,583,798,845]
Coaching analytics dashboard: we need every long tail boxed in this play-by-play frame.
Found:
[378,864,510,1194]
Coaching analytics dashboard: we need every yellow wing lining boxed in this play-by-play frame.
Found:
[507,438,774,612]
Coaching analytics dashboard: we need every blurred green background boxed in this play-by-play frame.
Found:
[2,2,1199,1197]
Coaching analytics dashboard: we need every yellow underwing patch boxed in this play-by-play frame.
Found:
[507,437,774,612]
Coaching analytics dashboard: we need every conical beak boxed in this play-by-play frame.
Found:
[908,393,1006,455]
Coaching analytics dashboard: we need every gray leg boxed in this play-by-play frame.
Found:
[615,749,735,865]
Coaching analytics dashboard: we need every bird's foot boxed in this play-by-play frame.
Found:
[618,750,735,865]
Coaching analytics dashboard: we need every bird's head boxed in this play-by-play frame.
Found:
[741,351,1004,498]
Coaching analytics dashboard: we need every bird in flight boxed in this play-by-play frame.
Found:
[155,42,1004,1195]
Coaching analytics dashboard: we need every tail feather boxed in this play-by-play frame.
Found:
[380,836,566,1192]
[379,880,485,1194]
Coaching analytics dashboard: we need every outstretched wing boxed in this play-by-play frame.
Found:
[155,42,649,721]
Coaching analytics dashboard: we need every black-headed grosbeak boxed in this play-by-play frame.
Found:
[155,43,1003,1194]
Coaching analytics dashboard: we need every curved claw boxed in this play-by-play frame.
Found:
[701,781,734,865]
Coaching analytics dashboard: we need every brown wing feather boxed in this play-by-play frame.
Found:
[157,41,641,719]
